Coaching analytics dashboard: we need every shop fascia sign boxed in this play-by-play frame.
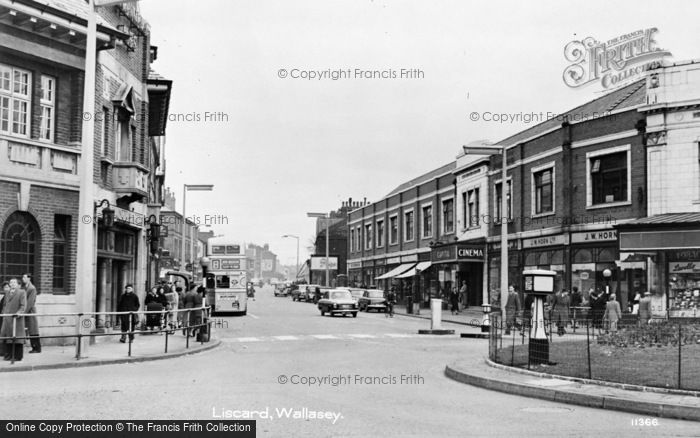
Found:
[489,240,520,251]
[113,206,145,228]
[457,246,484,260]
[669,261,700,274]
[432,246,456,262]
[523,234,569,249]
[571,230,617,243]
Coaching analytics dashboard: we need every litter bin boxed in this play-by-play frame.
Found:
[406,296,413,314]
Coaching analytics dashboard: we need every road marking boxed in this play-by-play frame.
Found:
[311,335,339,339]
[248,314,260,319]
[273,336,299,341]
[236,337,262,342]
[385,333,415,338]
[347,334,375,338]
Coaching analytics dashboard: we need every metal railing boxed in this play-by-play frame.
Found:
[0,306,212,365]
[488,312,700,392]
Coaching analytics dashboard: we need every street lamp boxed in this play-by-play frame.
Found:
[462,143,509,318]
[307,212,330,287]
[603,268,612,296]
[181,184,214,276]
[282,234,300,282]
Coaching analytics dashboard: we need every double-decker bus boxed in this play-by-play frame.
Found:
[205,238,247,315]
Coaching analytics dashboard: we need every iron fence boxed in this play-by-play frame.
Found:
[488,312,700,392]
[0,306,212,365]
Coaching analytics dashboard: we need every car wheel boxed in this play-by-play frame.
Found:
[352,312,358,318]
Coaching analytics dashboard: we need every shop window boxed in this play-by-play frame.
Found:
[1,211,39,284]
[52,215,70,293]
[590,150,629,204]
[573,248,594,263]
[597,248,616,262]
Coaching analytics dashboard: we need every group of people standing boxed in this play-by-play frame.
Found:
[0,274,41,362]
[116,281,206,343]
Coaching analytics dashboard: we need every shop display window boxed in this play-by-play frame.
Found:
[668,262,700,317]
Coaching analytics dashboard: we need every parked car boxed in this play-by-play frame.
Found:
[317,289,359,317]
[358,289,387,312]
[348,288,365,303]
[293,284,319,302]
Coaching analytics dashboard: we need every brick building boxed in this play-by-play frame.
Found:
[0,1,172,341]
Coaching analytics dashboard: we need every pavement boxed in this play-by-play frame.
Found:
[0,330,219,372]
[393,303,487,328]
[444,347,700,422]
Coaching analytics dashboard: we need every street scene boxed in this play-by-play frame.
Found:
[2,0,700,437]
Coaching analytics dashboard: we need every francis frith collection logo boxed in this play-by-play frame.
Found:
[563,28,672,89]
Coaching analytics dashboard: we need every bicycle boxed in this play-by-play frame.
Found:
[385,301,395,318]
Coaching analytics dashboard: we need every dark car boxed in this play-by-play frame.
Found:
[358,289,387,312]
[317,289,358,317]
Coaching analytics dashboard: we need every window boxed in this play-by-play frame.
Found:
[53,215,70,292]
[591,151,628,204]
[350,228,356,252]
[356,226,361,252]
[40,75,55,141]
[365,224,372,250]
[534,168,553,214]
[404,210,414,242]
[422,205,432,238]
[442,198,454,234]
[0,64,31,137]
[495,180,512,222]
[100,106,110,157]
[115,109,132,162]
[468,188,480,227]
[389,216,398,244]
[1,211,39,285]
[376,220,384,248]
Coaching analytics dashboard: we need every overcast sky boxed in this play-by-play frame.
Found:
[138,0,700,266]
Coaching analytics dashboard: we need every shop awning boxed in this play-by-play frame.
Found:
[395,262,432,279]
[375,263,415,280]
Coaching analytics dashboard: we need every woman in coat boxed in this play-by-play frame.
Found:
[603,294,622,333]
[1,279,27,361]
[551,289,570,336]
[450,286,460,315]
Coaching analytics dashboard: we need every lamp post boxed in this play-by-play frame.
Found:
[180,184,214,276]
[463,143,509,317]
[603,268,612,297]
[282,234,300,282]
[307,212,330,287]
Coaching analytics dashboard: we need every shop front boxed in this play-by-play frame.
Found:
[617,214,700,319]
[487,239,521,306]
[374,256,401,291]
[348,260,362,287]
[361,260,374,288]
[431,242,485,307]
[522,234,568,294]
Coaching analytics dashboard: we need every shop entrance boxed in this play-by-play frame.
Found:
[458,262,483,307]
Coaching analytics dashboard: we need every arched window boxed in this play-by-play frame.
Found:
[1,211,40,284]
[573,249,594,263]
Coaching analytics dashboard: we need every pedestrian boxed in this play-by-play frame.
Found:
[164,285,179,330]
[144,287,161,331]
[0,282,9,358]
[589,289,606,333]
[459,280,469,310]
[182,285,197,336]
[117,284,140,343]
[1,278,27,361]
[191,285,205,337]
[176,286,186,330]
[504,285,521,335]
[450,286,460,315]
[631,290,641,315]
[603,294,622,334]
[552,289,571,336]
[21,274,40,353]
[638,291,652,324]
[385,287,396,318]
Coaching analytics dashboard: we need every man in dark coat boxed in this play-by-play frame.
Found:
[504,286,522,335]
[117,284,140,343]
[22,274,40,353]
[1,278,27,361]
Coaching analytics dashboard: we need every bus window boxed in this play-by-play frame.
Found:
[206,274,216,289]
[216,275,231,288]
[212,246,225,255]
[226,245,241,254]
